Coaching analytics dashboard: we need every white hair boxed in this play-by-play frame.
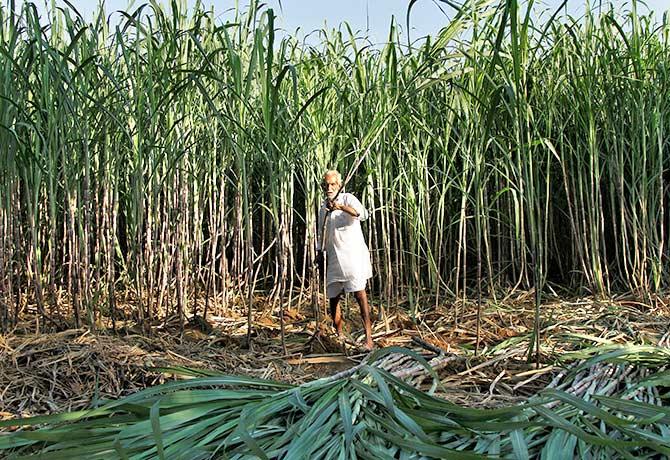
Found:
[323,170,342,184]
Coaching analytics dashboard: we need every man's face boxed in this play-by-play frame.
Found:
[321,174,341,200]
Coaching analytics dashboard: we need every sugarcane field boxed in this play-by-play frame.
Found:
[1,0,670,458]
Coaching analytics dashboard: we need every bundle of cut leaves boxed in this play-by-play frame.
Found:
[1,346,670,459]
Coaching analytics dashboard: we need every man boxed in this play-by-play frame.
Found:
[316,170,374,350]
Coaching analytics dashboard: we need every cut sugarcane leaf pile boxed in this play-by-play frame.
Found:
[2,296,669,421]
[1,346,670,459]
[0,325,314,421]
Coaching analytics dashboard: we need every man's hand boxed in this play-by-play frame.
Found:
[327,200,359,217]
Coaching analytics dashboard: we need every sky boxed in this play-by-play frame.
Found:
[12,0,670,45]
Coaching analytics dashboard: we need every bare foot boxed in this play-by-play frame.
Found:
[364,341,374,351]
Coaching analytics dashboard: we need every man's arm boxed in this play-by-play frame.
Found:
[335,194,368,220]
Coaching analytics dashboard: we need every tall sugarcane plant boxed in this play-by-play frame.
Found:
[0,0,668,332]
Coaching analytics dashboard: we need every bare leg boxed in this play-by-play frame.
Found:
[354,290,373,350]
[329,294,343,336]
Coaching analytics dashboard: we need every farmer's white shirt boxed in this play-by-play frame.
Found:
[317,193,372,284]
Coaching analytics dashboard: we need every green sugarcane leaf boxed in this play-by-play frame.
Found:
[150,400,165,460]
[338,387,355,454]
